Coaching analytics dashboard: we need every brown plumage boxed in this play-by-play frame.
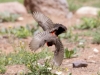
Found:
[29,11,67,66]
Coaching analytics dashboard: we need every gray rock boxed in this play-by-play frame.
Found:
[73,60,88,68]
[24,0,69,17]
[0,2,27,15]
[75,6,100,16]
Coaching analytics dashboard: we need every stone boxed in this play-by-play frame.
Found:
[73,60,88,68]
[93,48,99,53]
[24,0,69,17]
[76,6,100,16]
[55,71,62,75]
[88,60,96,63]
[17,17,24,21]
[0,2,27,15]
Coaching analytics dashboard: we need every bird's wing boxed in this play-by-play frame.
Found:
[29,31,47,51]
[53,38,64,66]
[33,12,54,31]
[29,31,64,66]
[29,31,56,51]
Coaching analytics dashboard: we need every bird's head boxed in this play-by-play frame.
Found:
[53,24,67,36]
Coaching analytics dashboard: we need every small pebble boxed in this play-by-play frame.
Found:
[55,71,62,75]
[93,48,99,53]
[73,60,88,68]
[88,60,96,63]
[17,17,24,21]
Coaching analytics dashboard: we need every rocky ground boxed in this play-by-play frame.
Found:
[0,0,100,75]
[0,13,100,75]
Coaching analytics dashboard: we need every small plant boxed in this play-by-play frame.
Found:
[0,66,6,74]
[15,26,32,38]
[75,17,100,30]
[92,31,100,44]
[0,25,33,38]
[0,12,20,22]
[67,1,81,12]
[0,40,55,74]
[0,54,7,74]
[65,28,73,39]
[0,0,24,3]
[26,59,55,75]
[59,31,68,39]
[59,28,79,42]
[59,28,73,39]
[68,72,72,75]
[0,28,7,34]
[64,48,78,58]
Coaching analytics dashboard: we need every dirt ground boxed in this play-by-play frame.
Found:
[0,13,100,75]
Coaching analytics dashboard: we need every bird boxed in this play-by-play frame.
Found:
[32,12,67,36]
[29,11,67,66]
